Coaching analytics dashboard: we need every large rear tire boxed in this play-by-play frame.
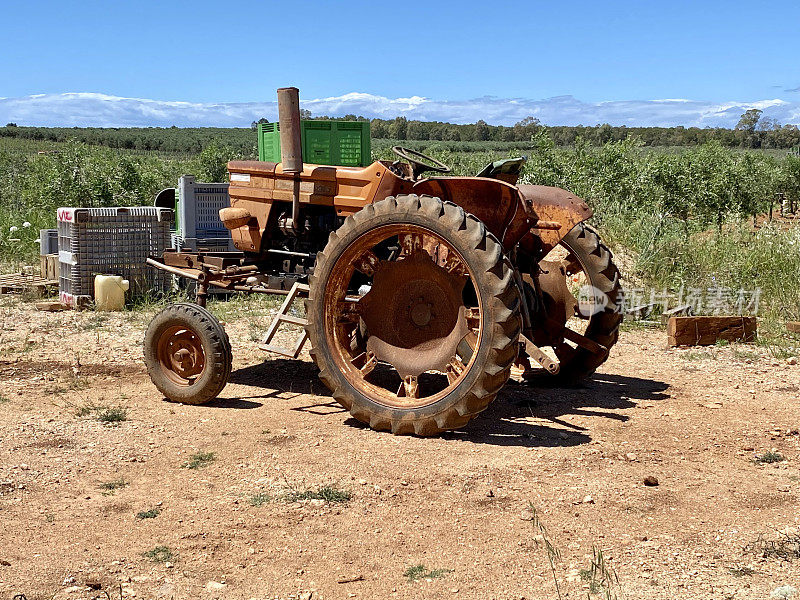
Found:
[144,303,232,404]
[306,195,521,436]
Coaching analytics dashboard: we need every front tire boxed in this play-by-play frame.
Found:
[306,195,521,436]
[144,303,232,404]
[554,224,622,379]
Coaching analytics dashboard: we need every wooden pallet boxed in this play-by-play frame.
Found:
[0,272,58,297]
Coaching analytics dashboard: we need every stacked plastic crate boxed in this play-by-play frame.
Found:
[172,175,235,252]
[57,207,173,307]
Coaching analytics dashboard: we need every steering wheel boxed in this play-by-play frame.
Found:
[391,146,451,180]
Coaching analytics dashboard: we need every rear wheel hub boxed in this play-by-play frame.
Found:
[359,250,468,378]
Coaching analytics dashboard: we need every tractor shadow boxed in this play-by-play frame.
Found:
[225,358,335,404]
[224,359,670,448]
[444,372,671,447]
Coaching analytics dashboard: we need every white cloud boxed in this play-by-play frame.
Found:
[1,92,798,128]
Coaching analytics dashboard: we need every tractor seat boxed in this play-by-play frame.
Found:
[475,157,527,184]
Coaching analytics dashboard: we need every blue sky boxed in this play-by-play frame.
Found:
[2,0,799,127]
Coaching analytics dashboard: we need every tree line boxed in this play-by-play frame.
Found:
[4,108,799,152]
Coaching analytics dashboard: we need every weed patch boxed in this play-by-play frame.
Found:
[96,407,128,424]
[75,402,101,417]
[746,531,800,561]
[681,350,717,361]
[249,493,272,507]
[285,485,351,504]
[183,451,216,470]
[732,347,761,362]
[527,503,563,599]
[580,546,621,599]
[404,564,453,582]
[141,545,173,563]
[99,478,128,495]
[136,508,161,520]
[75,402,128,425]
[753,451,785,464]
[0,394,8,404]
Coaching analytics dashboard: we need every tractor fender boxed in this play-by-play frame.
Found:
[412,176,525,250]
[517,184,593,255]
[412,177,592,255]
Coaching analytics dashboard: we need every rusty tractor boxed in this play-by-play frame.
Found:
[144,87,622,436]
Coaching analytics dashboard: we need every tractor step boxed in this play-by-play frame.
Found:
[258,282,310,358]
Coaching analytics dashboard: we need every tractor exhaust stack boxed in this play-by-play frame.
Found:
[277,86,303,231]
[277,87,303,174]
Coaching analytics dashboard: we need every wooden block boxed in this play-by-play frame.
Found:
[35,300,67,312]
[787,321,800,334]
[667,316,757,347]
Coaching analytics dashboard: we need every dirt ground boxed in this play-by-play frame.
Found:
[0,294,799,600]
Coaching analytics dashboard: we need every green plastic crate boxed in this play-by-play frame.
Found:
[257,121,371,167]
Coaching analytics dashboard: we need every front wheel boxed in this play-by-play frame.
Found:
[144,303,232,404]
[306,195,521,436]
[532,223,622,380]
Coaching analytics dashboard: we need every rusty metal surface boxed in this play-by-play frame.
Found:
[520,335,560,374]
[219,207,252,230]
[321,224,480,409]
[277,87,303,174]
[529,259,578,347]
[412,177,523,248]
[517,185,593,253]
[157,325,206,386]
[359,249,468,378]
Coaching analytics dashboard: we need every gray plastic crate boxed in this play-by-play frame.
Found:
[177,175,231,239]
[57,207,173,307]
[170,232,235,253]
[39,229,58,255]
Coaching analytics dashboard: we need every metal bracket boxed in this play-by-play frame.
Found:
[521,334,560,375]
[562,327,608,357]
[258,282,310,358]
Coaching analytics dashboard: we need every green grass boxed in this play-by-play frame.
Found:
[753,451,785,464]
[285,485,351,504]
[580,546,621,599]
[731,347,761,362]
[75,402,128,425]
[3,134,800,340]
[182,451,216,470]
[99,477,128,495]
[96,407,128,424]
[249,493,272,507]
[141,545,173,563]
[403,564,453,582]
[135,507,161,520]
[75,402,99,417]
[0,394,9,404]
[84,313,109,330]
